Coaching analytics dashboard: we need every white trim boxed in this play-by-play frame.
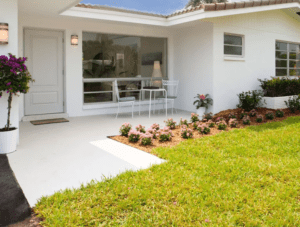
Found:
[224,57,245,61]
[60,3,300,27]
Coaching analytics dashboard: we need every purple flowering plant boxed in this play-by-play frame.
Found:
[0,54,33,131]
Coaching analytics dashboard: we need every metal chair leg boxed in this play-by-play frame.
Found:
[172,101,174,115]
[132,102,134,118]
[116,103,120,118]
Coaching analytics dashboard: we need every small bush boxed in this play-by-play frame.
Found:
[146,128,159,139]
[229,118,238,128]
[256,115,263,123]
[242,116,251,125]
[159,127,174,142]
[216,117,225,122]
[285,95,300,113]
[119,123,132,136]
[237,90,264,111]
[140,133,153,145]
[135,124,146,133]
[265,111,275,120]
[192,121,199,130]
[181,125,193,139]
[203,112,213,120]
[275,110,284,118]
[197,123,211,134]
[228,112,237,119]
[259,77,300,97]
[240,112,248,119]
[150,123,160,131]
[216,120,227,130]
[207,120,215,128]
[164,118,176,129]
[249,109,257,117]
[128,130,141,142]
[191,113,199,123]
[179,118,189,126]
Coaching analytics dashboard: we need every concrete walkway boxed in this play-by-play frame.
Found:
[7,110,191,206]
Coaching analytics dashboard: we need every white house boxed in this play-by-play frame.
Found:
[1,0,300,140]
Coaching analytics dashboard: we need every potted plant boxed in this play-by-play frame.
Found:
[193,94,213,119]
[0,54,33,154]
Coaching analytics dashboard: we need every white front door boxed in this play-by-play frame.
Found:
[24,29,64,116]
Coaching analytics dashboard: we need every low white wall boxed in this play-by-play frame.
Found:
[18,13,174,119]
[210,10,300,114]
[172,22,214,114]
[0,0,19,133]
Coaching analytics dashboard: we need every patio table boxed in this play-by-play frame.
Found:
[139,88,167,118]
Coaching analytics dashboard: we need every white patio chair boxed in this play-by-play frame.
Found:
[157,80,179,115]
[114,80,136,118]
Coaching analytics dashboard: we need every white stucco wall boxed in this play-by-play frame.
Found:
[18,13,173,119]
[0,0,19,132]
[209,9,300,114]
[172,22,214,113]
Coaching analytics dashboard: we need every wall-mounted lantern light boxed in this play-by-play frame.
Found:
[71,35,78,46]
[0,23,9,45]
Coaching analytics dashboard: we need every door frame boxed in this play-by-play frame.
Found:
[23,27,66,116]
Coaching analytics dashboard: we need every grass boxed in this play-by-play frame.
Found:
[35,117,300,226]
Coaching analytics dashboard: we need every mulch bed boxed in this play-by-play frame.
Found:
[110,108,300,155]
[7,210,43,227]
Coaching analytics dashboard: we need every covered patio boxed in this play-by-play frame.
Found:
[8,110,191,206]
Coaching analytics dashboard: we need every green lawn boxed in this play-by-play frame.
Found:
[35,117,300,226]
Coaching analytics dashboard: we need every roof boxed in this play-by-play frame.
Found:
[77,0,300,18]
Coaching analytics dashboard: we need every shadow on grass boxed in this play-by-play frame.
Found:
[247,116,300,132]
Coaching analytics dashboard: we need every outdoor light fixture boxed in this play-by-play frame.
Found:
[71,35,78,46]
[151,61,163,88]
[0,23,9,45]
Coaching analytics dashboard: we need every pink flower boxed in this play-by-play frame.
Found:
[205,219,210,223]
[199,94,206,100]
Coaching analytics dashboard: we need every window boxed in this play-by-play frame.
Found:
[82,32,167,103]
[276,41,300,76]
[224,34,244,56]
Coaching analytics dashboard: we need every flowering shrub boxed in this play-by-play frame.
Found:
[216,117,225,122]
[256,114,263,123]
[0,54,33,131]
[135,124,146,133]
[285,95,300,113]
[140,133,153,145]
[179,118,189,126]
[128,130,141,142]
[192,121,199,130]
[228,112,237,119]
[216,120,227,130]
[229,118,238,128]
[119,123,132,136]
[146,128,159,139]
[181,125,193,139]
[191,113,199,123]
[242,116,251,125]
[203,112,213,120]
[249,109,257,117]
[193,94,213,109]
[265,111,275,120]
[207,120,215,128]
[197,123,210,134]
[240,112,248,119]
[164,118,176,129]
[275,110,284,118]
[150,123,160,131]
[159,127,174,142]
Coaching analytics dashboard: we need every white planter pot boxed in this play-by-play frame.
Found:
[196,107,206,120]
[0,128,18,154]
[262,96,294,109]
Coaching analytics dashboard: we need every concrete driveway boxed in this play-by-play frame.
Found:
[7,110,191,206]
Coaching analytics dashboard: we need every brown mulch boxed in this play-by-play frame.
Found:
[7,209,43,227]
[110,108,300,155]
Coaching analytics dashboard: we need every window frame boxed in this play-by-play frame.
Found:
[224,33,245,58]
[275,40,300,77]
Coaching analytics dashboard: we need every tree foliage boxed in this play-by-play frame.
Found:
[186,0,226,8]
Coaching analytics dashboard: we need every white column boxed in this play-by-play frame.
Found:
[0,0,19,135]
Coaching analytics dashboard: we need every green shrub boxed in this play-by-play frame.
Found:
[229,118,238,128]
[128,130,140,142]
[203,112,213,120]
[140,133,153,146]
[190,113,199,123]
[216,120,227,130]
[228,112,237,119]
[197,123,210,134]
[242,116,251,125]
[237,90,265,111]
[164,118,176,129]
[265,111,275,120]
[275,110,284,118]
[285,95,300,113]
[181,125,193,139]
[207,120,215,128]
[256,115,263,123]
[249,109,257,117]
[259,77,300,97]
[240,112,248,119]
[120,123,132,136]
